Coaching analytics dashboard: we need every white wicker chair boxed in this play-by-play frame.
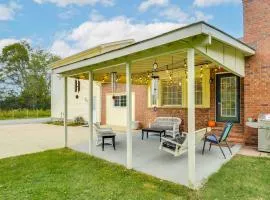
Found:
[150,117,181,138]
[93,122,116,146]
[159,128,207,157]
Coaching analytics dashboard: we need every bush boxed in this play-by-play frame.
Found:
[74,116,85,125]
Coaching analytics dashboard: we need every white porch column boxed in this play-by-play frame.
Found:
[64,76,68,148]
[187,48,196,188]
[88,71,94,155]
[126,62,132,169]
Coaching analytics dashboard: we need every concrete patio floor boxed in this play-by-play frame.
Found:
[72,131,241,187]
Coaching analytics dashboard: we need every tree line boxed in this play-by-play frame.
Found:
[0,41,60,110]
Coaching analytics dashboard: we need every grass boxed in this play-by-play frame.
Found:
[0,109,51,120]
[0,149,269,200]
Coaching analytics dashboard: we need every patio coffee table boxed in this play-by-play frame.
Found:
[141,128,166,142]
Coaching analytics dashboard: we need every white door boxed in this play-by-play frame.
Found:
[106,93,135,126]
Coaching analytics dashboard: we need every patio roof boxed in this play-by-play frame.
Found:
[52,21,255,78]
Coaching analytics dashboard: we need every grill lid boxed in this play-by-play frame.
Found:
[258,113,270,122]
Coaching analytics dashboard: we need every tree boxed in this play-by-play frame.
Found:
[0,41,60,110]
[0,41,30,95]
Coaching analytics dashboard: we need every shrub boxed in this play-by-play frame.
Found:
[74,116,85,125]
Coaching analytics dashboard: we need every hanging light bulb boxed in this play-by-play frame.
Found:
[169,73,172,80]
[147,73,150,78]
[166,65,169,74]
[200,66,203,71]
[153,59,158,71]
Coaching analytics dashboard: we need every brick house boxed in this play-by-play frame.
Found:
[97,0,269,146]
[51,0,268,147]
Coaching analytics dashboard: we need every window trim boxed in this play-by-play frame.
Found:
[148,68,210,108]
[113,95,127,107]
[161,78,182,106]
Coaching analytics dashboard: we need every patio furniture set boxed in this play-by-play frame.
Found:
[93,118,234,159]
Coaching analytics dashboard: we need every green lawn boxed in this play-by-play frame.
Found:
[0,149,269,200]
[0,109,51,120]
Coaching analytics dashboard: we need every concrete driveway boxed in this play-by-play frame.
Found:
[0,124,88,159]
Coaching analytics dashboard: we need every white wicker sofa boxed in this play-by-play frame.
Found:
[150,117,181,138]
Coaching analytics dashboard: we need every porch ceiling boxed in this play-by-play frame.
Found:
[52,21,255,79]
[72,50,214,83]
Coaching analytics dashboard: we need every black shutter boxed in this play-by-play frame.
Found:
[78,80,81,92]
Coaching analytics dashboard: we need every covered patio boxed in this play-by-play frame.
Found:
[52,22,255,188]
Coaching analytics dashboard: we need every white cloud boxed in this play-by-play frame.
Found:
[50,16,182,57]
[58,8,79,19]
[50,40,80,58]
[159,5,213,23]
[33,0,114,7]
[89,9,105,21]
[193,11,213,21]
[139,0,169,12]
[160,6,189,23]
[0,1,22,21]
[194,0,241,7]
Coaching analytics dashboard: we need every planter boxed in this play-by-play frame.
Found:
[132,121,140,130]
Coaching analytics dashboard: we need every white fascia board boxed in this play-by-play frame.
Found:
[201,23,255,56]
[53,24,203,74]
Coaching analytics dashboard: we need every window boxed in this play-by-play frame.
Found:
[220,76,237,117]
[161,79,182,105]
[148,69,210,108]
[114,95,127,107]
[195,78,203,105]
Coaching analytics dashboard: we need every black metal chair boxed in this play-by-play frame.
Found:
[202,122,233,159]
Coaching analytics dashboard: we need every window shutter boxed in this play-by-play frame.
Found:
[75,80,77,92]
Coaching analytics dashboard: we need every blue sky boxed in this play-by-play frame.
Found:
[0,0,243,58]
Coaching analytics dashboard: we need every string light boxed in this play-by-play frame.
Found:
[153,59,158,71]
[200,66,204,78]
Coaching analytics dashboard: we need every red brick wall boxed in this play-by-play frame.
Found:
[101,83,210,132]
[243,0,270,145]
[101,76,245,143]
